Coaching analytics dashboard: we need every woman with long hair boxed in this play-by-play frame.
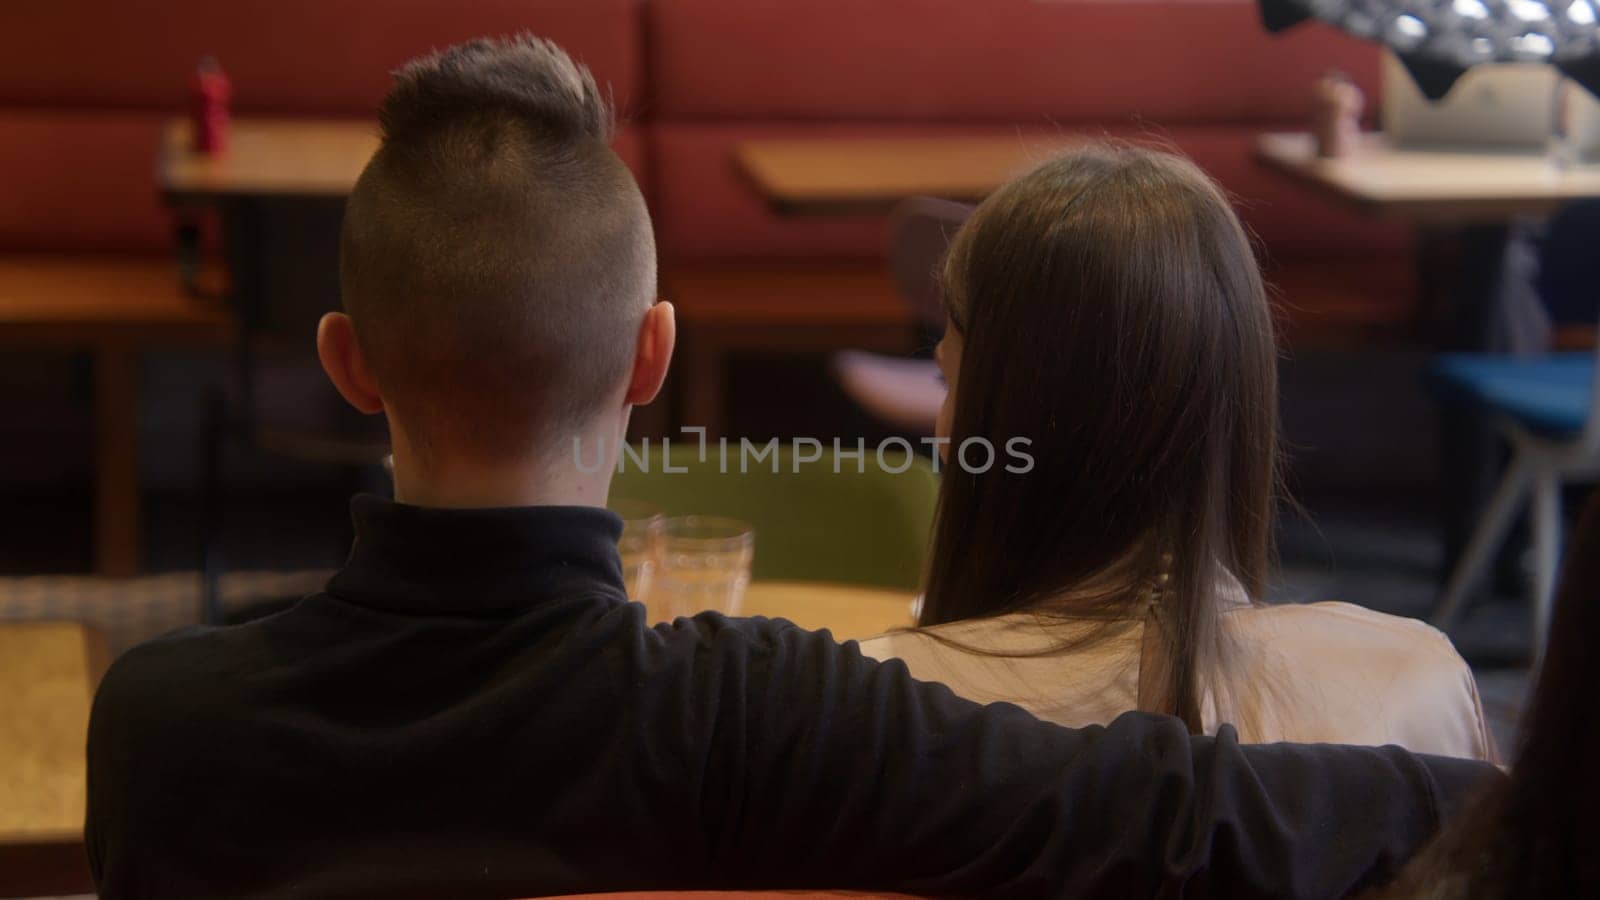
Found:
[1368,491,1600,897]
[860,144,1495,760]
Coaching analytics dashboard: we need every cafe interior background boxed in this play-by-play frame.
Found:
[3,0,1599,893]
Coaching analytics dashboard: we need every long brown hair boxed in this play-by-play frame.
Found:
[919,143,1280,732]
[1367,489,1600,899]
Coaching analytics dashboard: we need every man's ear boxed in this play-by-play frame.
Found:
[625,300,676,406]
[317,312,385,415]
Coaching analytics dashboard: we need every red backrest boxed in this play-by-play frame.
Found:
[0,0,645,252]
[649,0,1381,123]
[0,0,642,115]
[646,0,1401,264]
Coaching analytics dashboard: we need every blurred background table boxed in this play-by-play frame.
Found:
[662,265,918,437]
[1255,132,1600,224]
[0,621,106,896]
[692,134,1087,436]
[0,259,234,575]
[1254,132,1600,345]
[740,581,916,641]
[157,117,376,368]
[734,135,1079,216]
[1257,132,1600,601]
[159,118,378,201]
[161,117,396,610]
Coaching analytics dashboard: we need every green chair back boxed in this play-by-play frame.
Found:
[610,441,938,590]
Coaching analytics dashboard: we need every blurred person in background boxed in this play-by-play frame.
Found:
[1365,490,1600,898]
[863,145,1496,762]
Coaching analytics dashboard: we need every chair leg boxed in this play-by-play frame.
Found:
[1529,472,1562,663]
[1432,455,1533,630]
[198,387,227,626]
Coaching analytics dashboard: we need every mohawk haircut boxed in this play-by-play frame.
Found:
[341,33,655,462]
[378,35,613,146]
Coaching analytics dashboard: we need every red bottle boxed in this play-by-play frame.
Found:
[190,55,232,155]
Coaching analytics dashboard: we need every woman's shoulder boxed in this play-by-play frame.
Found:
[1228,600,1477,696]
[1224,600,1496,760]
[1231,600,1462,662]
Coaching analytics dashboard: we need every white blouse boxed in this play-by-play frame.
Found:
[859,591,1497,762]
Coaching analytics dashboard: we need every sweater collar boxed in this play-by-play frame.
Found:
[326,494,627,615]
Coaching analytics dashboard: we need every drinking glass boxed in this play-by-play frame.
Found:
[651,516,754,622]
[609,499,664,603]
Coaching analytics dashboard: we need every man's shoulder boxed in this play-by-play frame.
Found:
[92,602,313,723]
[90,627,221,730]
[101,621,217,684]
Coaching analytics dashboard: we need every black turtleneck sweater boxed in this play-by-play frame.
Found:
[86,496,1494,899]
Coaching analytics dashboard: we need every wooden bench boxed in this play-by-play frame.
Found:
[0,256,236,575]
[661,265,917,437]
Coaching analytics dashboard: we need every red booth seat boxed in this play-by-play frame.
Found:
[0,0,643,115]
[646,0,1417,349]
[649,0,1381,124]
[0,111,172,253]
[646,0,1405,260]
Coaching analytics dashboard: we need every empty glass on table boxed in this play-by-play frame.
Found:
[650,516,754,622]
[608,499,664,602]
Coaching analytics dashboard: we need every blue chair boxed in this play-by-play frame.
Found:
[1428,350,1598,655]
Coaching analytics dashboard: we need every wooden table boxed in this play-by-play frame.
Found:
[663,265,918,436]
[0,622,108,895]
[1256,132,1600,225]
[158,118,380,348]
[0,258,235,575]
[161,118,385,562]
[1253,130,1600,345]
[734,135,1082,216]
[698,134,1061,433]
[739,580,917,641]
[159,118,379,201]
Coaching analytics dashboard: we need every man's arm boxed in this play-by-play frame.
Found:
[690,619,1495,899]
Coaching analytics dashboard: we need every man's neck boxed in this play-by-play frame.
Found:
[388,427,619,510]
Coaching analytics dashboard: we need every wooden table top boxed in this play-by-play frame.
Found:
[160,117,379,200]
[739,580,917,641]
[0,622,107,845]
[734,135,1083,216]
[0,256,235,347]
[1255,131,1600,223]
